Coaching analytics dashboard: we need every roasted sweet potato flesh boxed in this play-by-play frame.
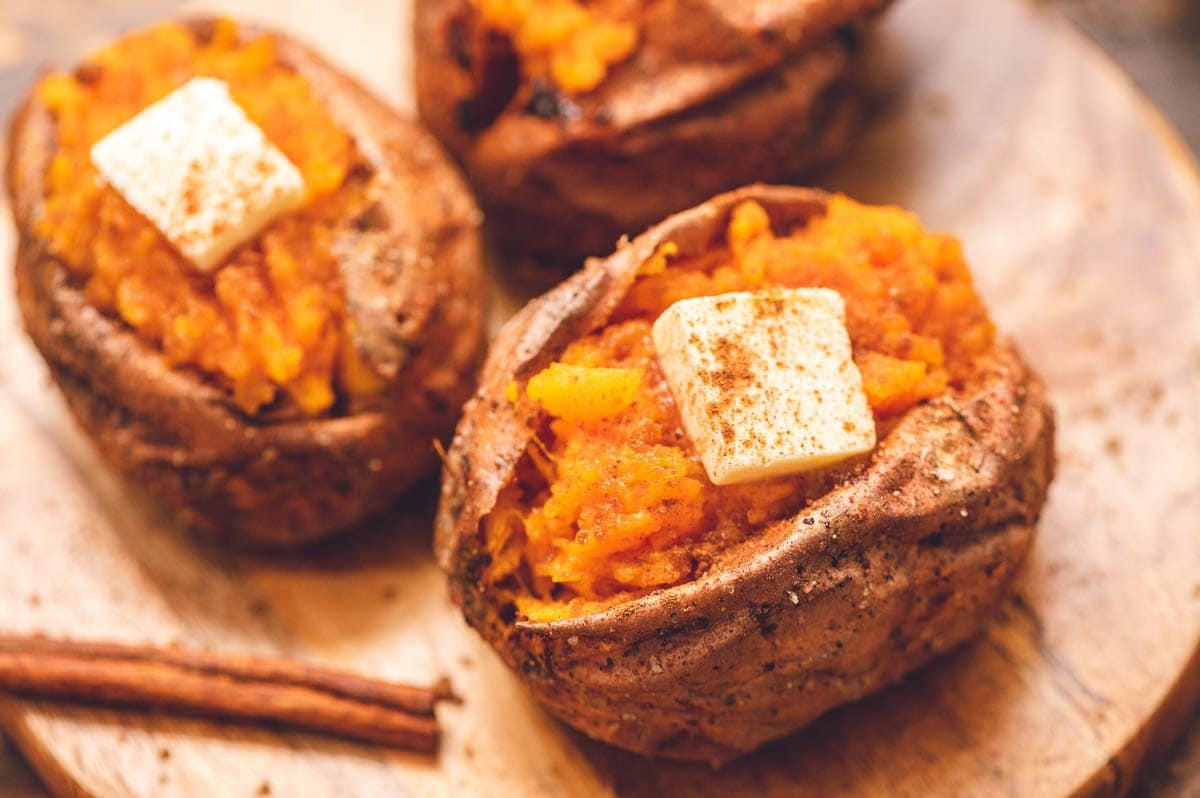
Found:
[467,0,638,95]
[34,19,382,415]
[484,196,997,620]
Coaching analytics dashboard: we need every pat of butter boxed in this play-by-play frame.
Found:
[90,77,306,273]
[651,287,876,485]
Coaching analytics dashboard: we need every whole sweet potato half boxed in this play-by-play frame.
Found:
[8,18,485,547]
[416,0,893,275]
[436,185,1055,764]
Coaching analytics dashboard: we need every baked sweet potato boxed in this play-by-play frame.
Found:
[8,18,485,547]
[436,185,1055,764]
[415,0,893,275]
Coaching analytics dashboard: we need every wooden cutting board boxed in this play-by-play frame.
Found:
[1,0,1199,795]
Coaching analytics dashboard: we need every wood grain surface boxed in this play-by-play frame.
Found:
[1,0,1199,796]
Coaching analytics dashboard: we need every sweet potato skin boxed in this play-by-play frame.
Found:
[8,19,486,548]
[436,185,1056,765]
[415,0,892,273]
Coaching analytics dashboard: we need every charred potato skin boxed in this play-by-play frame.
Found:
[415,0,891,272]
[436,186,1056,765]
[8,19,486,548]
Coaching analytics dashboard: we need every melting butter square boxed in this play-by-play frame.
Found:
[651,287,876,485]
[90,77,306,273]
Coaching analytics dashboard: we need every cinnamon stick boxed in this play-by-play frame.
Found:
[0,636,445,753]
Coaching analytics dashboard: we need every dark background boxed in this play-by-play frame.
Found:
[0,0,1198,795]
[1047,0,1200,155]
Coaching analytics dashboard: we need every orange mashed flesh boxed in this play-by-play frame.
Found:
[486,196,996,621]
[470,0,638,93]
[35,19,384,415]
